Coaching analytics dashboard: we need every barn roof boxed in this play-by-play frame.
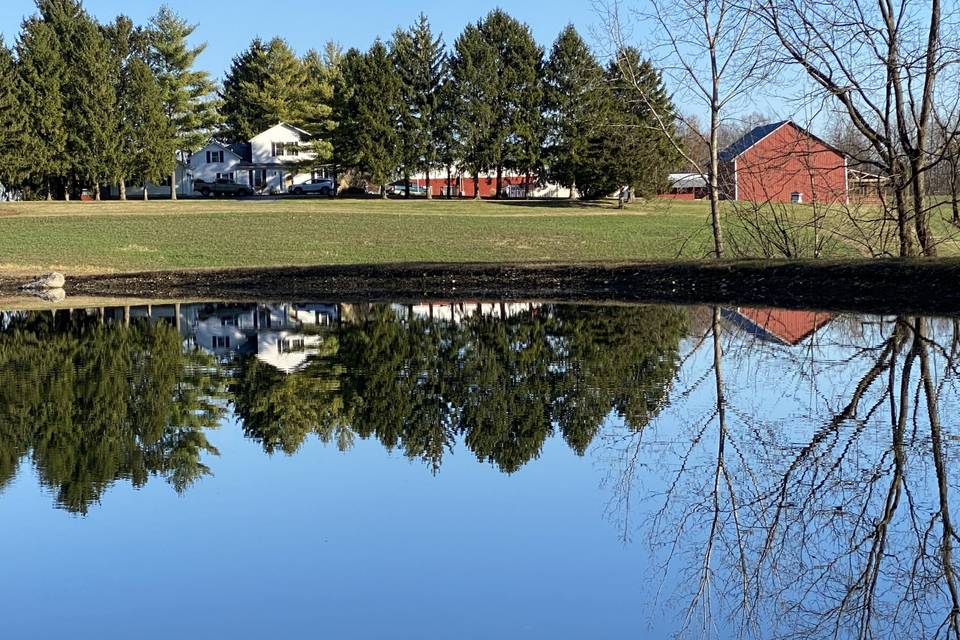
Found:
[718,121,789,162]
[718,120,845,163]
[723,307,833,346]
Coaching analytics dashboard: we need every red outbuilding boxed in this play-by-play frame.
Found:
[718,121,848,205]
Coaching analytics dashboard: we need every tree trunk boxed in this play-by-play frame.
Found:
[143,181,149,201]
[525,170,531,199]
[912,161,935,256]
[569,180,576,200]
[473,175,480,200]
[93,183,101,201]
[46,177,52,201]
[951,169,960,224]
[170,169,177,200]
[381,185,388,200]
[119,178,127,201]
[446,167,452,200]
[426,170,432,200]
[404,171,410,198]
[893,177,915,257]
[496,165,503,199]
[708,109,724,259]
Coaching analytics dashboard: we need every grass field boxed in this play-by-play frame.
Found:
[0,197,953,274]
[0,198,725,274]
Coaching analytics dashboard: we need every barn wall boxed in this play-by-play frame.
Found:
[735,124,847,204]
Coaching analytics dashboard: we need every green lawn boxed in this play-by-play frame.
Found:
[0,197,954,273]
[0,198,721,273]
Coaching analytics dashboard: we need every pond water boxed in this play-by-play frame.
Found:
[1,300,958,639]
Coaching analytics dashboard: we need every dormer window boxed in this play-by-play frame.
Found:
[206,150,224,164]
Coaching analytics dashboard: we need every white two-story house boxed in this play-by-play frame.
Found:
[188,123,328,195]
[110,122,329,198]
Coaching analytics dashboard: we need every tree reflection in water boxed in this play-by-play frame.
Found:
[0,302,688,511]
[3,300,960,638]
[602,309,960,639]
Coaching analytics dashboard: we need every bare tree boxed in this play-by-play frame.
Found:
[755,0,960,257]
[597,0,774,258]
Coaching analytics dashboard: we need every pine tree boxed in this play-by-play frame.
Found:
[332,43,401,198]
[148,5,219,199]
[578,48,679,200]
[480,11,543,198]
[126,58,176,200]
[390,14,446,198]
[544,26,605,197]
[449,22,497,199]
[221,37,304,140]
[0,39,26,196]
[36,0,119,200]
[450,11,543,198]
[298,47,337,161]
[15,16,66,199]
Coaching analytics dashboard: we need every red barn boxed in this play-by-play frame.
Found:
[718,121,848,204]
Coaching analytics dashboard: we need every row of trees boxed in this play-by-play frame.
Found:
[218,12,679,199]
[0,2,678,201]
[0,1,218,200]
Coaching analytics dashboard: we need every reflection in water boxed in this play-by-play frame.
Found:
[2,301,960,638]
[0,302,688,508]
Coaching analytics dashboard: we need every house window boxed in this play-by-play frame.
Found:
[206,150,224,164]
[216,172,235,181]
[212,336,231,349]
[272,142,300,157]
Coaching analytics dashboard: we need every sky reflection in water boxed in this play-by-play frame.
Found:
[0,301,957,639]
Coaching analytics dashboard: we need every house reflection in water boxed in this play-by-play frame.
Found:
[722,306,833,346]
[91,303,339,374]
[75,301,540,375]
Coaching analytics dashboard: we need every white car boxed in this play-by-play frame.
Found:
[289,179,334,196]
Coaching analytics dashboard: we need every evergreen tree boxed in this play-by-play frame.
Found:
[36,0,119,200]
[220,37,304,140]
[15,16,66,199]
[148,5,219,199]
[578,48,679,200]
[0,39,26,196]
[125,59,176,200]
[105,15,163,200]
[450,11,543,198]
[333,42,401,198]
[449,22,497,199]
[390,14,446,198]
[298,47,337,161]
[544,26,605,197]
[480,11,543,198]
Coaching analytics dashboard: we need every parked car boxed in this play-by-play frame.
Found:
[289,178,334,196]
[387,181,429,196]
[193,178,254,197]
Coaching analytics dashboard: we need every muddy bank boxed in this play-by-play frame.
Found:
[4,260,960,315]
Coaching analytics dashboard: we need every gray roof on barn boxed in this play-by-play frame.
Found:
[718,121,789,162]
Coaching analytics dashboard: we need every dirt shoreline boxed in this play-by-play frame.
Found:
[2,260,959,315]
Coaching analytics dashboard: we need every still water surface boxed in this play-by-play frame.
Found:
[0,301,957,639]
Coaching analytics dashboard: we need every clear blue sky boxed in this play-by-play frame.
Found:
[0,0,604,81]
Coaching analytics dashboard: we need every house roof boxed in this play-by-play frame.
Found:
[719,120,845,163]
[668,173,707,189]
[250,122,311,141]
[228,143,252,162]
